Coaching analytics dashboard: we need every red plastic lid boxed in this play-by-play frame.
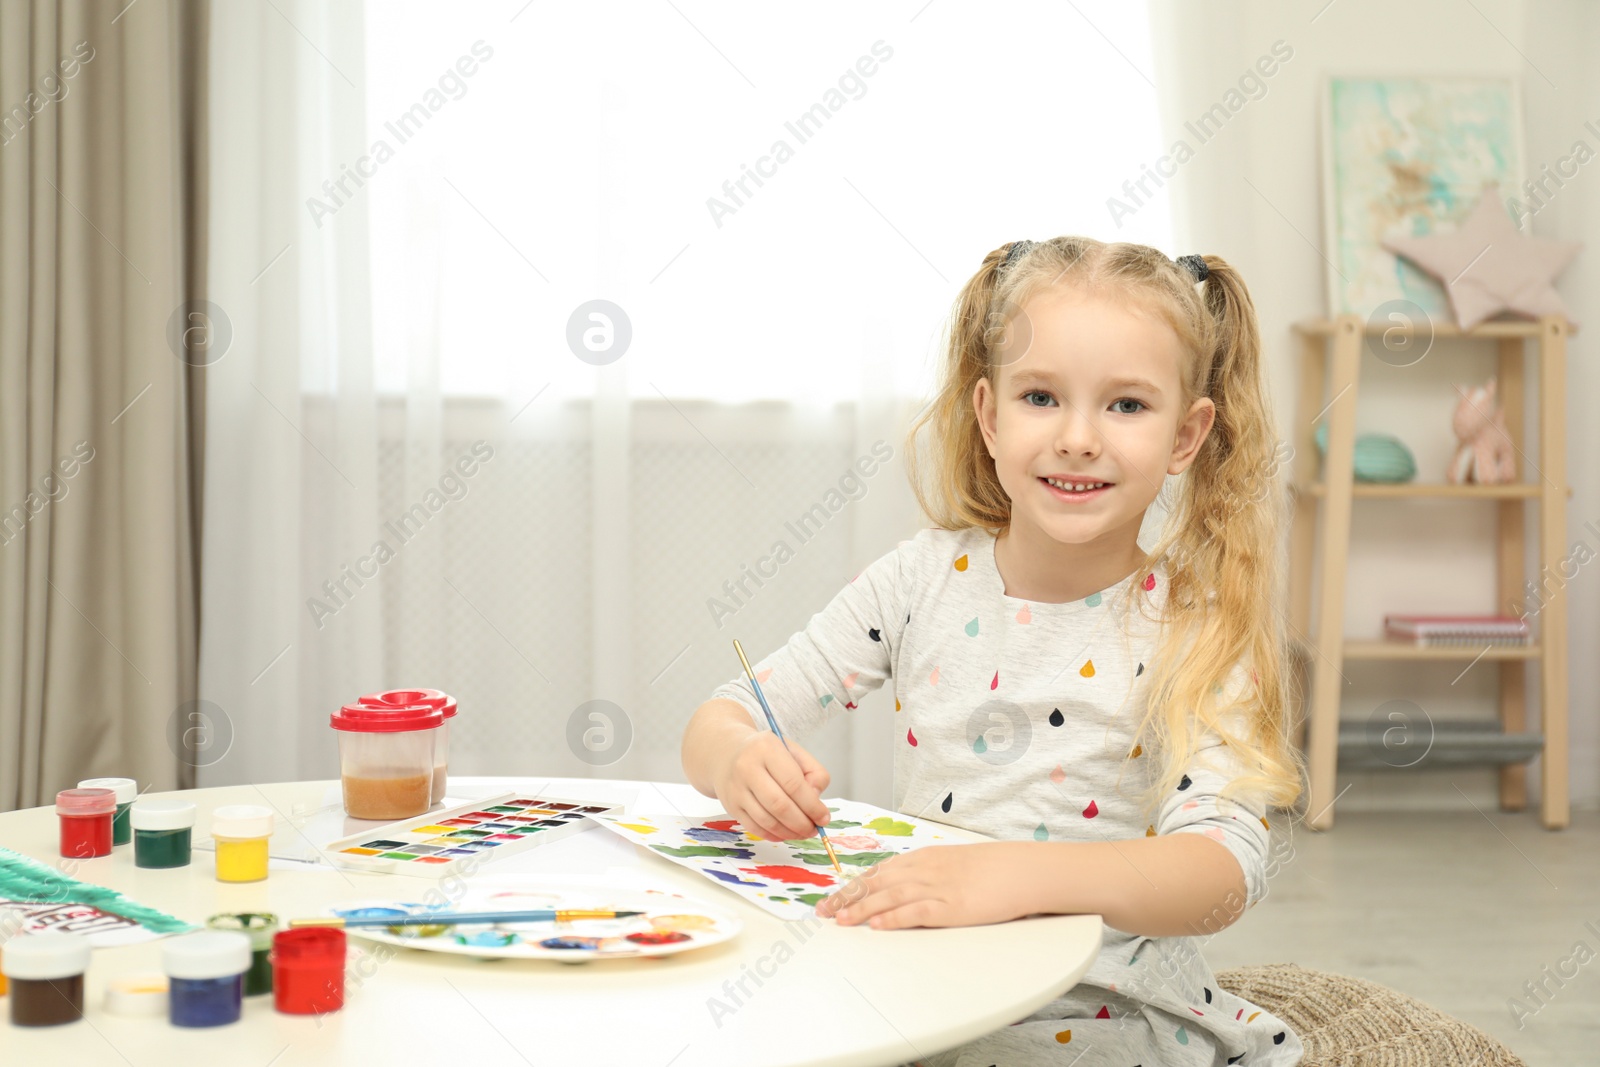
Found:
[359,688,457,720]
[271,927,346,966]
[56,787,117,816]
[329,703,443,733]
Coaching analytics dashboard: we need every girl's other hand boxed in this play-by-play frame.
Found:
[711,732,832,842]
[814,842,1037,930]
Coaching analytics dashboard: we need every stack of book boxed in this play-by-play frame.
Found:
[1383,614,1532,647]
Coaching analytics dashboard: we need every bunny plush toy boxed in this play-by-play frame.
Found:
[1448,377,1518,485]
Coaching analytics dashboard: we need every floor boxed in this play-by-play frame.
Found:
[1203,807,1599,1064]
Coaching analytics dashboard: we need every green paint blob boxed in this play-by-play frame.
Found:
[651,844,750,859]
[1176,1026,1189,1045]
[794,893,828,906]
[1085,592,1102,607]
[863,816,914,837]
[973,735,988,754]
[1033,823,1049,841]
[794,850,897,867]
[964,617,980,636]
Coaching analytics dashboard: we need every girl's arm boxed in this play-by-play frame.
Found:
[1021,833,1250,939]
[681,698,760,798]
[1032,661,1277,938]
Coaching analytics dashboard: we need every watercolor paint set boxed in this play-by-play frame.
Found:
[321,792,626,877]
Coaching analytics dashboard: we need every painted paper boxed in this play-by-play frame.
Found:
[588,798,961,920]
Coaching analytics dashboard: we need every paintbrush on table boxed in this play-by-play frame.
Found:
[733,639,845,876]
[290,908,645,928]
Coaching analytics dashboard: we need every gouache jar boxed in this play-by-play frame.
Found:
[330,702,444,820]
[78,777,137,845]
[210,804,274,883]
[360,688,457,804]
[55,788,116,859]
[3,930,90,1027]
[162,931,250,1027]
[104,973,170,1017]
[270,927,347,1016]
[131,798,196,869]
[207,913,278,996]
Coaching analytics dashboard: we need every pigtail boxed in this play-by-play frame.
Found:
[904,242,1023,531]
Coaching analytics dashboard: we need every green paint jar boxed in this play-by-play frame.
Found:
[130,798,196,869]
[206,913,278,996]
[79,777,137,846]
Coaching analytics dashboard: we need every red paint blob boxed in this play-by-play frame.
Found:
[907,728,917,747]
[704,819,740,833]
[742,864,835,886]
[990,670,999,690]
[625,930,691,945]
[1082,800,1099,818]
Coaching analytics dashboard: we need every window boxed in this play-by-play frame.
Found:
[363,1,1172,402]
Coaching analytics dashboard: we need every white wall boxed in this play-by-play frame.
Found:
[1150,0,1600,812]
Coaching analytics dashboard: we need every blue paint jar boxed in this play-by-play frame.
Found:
[161,931,250,1027]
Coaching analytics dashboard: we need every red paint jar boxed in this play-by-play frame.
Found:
[269,928,346,1016]
[56,788,116,858]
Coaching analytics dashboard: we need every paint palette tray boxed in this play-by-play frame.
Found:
[321,792,626,877]
[329,874,742,962]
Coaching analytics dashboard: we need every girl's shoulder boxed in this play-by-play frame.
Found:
[858,525,993,604]
[892,525,994,577]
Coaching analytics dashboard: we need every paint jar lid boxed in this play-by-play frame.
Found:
[330,702,443,733]
[78,777,137,803]
[131,798,197,831]
[1,931,91,979]
[56,787,116,816]
[162,931,251,979]
[105,973,170,1016]
[207,912,279,949]
[210,804,274,838]
[360,688,458,720]
[270,927,347,966]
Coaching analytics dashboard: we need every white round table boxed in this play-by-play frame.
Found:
[0,777,1102,1067]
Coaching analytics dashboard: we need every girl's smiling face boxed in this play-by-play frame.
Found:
[974,285,1215,550]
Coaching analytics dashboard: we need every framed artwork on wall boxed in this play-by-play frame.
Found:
[1320,74,1526,320]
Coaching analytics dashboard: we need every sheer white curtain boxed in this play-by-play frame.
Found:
[199,0,1173,805]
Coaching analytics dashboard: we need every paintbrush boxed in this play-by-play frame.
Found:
[733,639,845,876]
[289,908,646,928]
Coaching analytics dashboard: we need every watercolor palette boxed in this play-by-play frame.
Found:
[588,798,968,920]
[330,875,741,962]
[321,792,626,877]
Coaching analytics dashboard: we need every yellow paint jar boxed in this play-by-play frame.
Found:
[209,805,274,883]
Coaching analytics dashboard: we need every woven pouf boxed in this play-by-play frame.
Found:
[1215,963,1526,1067]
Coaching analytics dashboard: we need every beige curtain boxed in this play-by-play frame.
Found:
[0,0,207,810]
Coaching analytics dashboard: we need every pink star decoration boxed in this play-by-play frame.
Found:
[1380,183,1581,331]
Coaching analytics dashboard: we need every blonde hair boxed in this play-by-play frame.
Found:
[904,236,1306,821]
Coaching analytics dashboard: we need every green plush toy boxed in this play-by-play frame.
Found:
[1313,423,1417,483]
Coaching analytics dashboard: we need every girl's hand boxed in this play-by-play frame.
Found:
[710,731,832,842]
[814,842,1038,930]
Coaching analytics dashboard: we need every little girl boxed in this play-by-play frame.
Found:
[681,236,1308,1066]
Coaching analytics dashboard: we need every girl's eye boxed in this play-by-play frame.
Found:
[1111,398,1145,414]
[1022,390,1055,407]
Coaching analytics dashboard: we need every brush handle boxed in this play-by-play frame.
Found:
[290,909,643,928]
[733,640,836,845]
